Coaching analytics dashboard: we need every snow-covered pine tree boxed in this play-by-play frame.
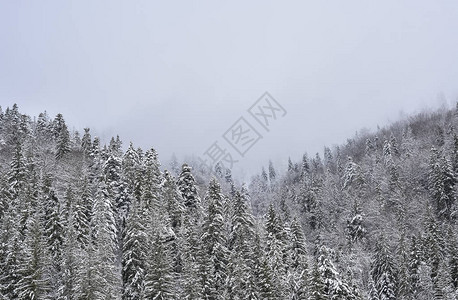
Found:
[370,238,398,300]
[309,262,326,300]
[104,153,130,246]
[73,177,92,248]
[316,245,358,299]
[144,233,174,300]
[122,198,148,300]
[53,114,71,160]
[142,148,163,211]
[15,211,51,299]
[342,156,364,190]
[58,202,81,300]
[447,228,458,290]
[258,258,276,300]
[163,170,184,229]
[81,128,92,156]
[264,204,287,297]
[177,163,200,210]
[346,200,366,244]
[109,135,123,157]
[268,160,276,183]
[288,217,309,300]
[201,178,229,298]
[88,182,122,299]
[122,143,141,193]
[408,235,422,298]
[7,143,28,203]
[0,207,22,299]
[429,147,456,221]
[226,188,257,299]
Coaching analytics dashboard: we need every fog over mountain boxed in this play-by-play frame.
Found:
[2,1,458,178]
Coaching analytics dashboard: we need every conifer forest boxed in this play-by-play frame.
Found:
[0,103,457,300]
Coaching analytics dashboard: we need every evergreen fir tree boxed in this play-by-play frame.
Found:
[7,143,28,202]
[89,183,122,299]
[301,153,310,179]
[58,204,80,300]
[429,147,456,220]
[42,183,64,279]
[371,238,398,300]
[15,212,51,299]
[316,245,357,299]
[142,148,163,210]
[122,199,148,300]
[264,204,287,297]
[163,170,184,229]
[447,228,458,290]
[201,178,229,297]
[309,262,326,300]
[342,157,364,190]
[56,123,71,160]
[258,258,276,300]
[122,143,140,192]
[109,135,123,157]
[226,188,257,300]
[288,217,309,300]
[408,235,422,298]
[144,234,174,300]
[177,164,200,210]
[268,160,276,183]
[0,210,21,299]
[346,201,366,244]
[73,178,92,248]
[81,128,92,155]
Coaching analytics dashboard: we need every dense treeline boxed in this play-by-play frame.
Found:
[0,103,457,299]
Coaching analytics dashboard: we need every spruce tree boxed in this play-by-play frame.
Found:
[163,170,184,229]
[268,160,276,183]
[142,148,163,210]
[226,188,257,300]
[429,147,456,220]
[122,143,140,192]
[342,156,364,190]
[15,212,51,299]
[42,179,64,284]
[370,238,398,300]
[264,204,287,297]
[73,178,92,248]
[122,199,148,300]
[56,122,71,160]
[144,234,174,300]
[58,204,80,300]
[177,164,200,210]
[89,183,122,299]
[447,229,458,290]
[201,178,229,297]
[408,235,422,298]
[316,245,357,299]
[309,262,326,300]
[81,128,92,155]
[7,143,28,202]
[0,209,21,299]
[288,217,309,300]
[258,258,276,300]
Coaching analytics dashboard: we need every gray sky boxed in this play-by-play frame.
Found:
[1,1,458,178]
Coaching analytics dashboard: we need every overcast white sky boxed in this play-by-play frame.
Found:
[1,1,458,177]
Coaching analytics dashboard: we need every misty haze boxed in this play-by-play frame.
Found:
[1,1,458,299]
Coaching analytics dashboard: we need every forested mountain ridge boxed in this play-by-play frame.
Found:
[0,103,457,299]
